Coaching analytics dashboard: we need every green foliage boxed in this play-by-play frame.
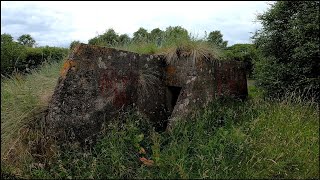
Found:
[150,28,164,45]
[207,30,228,49]
[88,28,121,47]
[88,37,100,46]
[163,26,190,45]
[133,27,149,43]
[100,28,120,46]
[16,95,318,179]
[121,42,159,54]
[69,40,81,50]
[1,33,69,75]
[18,46,68,73]
[86,26,230,58]
[253,1,320,100]
[224,44,259,77]
[1,33,14,42]
[118,34,131,46]
[17,34,36,47]
[1,34,27,74]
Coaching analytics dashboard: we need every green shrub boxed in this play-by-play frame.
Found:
[40,46,69,62]
[1,43,68,75]
[1,34,27,74]
[253,1,320,100]
[19,46,68,73]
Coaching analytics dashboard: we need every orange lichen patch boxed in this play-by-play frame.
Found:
[139,157,154,166]
[166,65,176,75]
[60,60,77,78]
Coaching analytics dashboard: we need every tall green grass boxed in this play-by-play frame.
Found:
[24,95,319,179]
[1,60,64,176]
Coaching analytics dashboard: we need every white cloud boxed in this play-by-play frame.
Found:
[1,1,271,47]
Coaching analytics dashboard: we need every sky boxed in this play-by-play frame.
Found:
[1,1,272,48]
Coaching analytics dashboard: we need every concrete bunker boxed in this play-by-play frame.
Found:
[46,43,248,143]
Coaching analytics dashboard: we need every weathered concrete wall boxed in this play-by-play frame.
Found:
[46,43,248,143]
[46,44,167,142]
[165,56,247,129]
[165,57,214,123]
[213,60,248,99]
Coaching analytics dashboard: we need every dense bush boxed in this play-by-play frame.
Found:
[224,44,259,78]
[1,33,69,75]
[1,34,27,74]
[253,1,320,100]
[22,46,69,71]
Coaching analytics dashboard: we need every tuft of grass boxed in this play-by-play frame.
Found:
[157,38,222,65]
[137,65,161,98]
[115,36,223,64]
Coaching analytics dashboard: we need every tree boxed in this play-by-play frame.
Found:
[88,37,101,46]
[253,1,319,99]
[164,26,189,41]
[88,29,119,47]
[150,28,164,45]
[1,33,14,44]
[207,30,228,49]
[1,33,26,73]
[118,34,131,45]
[17,34,36,47]
[100,28,119,46]
[69,40,81,50]
[133,27,149,43]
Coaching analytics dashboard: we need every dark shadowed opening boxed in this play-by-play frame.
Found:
[167,86,182,116]
[155,86,182,132]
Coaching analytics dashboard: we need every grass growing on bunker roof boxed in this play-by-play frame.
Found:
[114,35,223,64]
[156,37,222,65]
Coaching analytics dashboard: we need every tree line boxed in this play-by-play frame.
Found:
[70,26,229,50]
[1,34,69,75]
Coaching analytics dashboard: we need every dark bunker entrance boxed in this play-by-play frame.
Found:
[154,86,182,131]
[167,86,182,114]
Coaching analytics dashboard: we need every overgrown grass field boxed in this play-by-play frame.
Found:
[1,49,319,179]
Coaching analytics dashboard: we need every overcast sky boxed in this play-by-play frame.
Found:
[1,1,272,48]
